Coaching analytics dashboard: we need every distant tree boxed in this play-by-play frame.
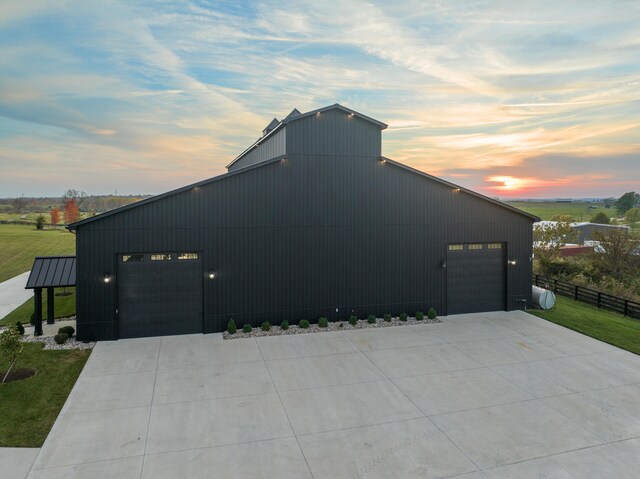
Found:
[35,215,45,230]
[533,222,576,260]
[551,214,575,222]
[590,212,610,225]
[12,196,26,214]
[63,199,79,224]
[592,228,636,281]
[50,208,61,225]
[603,197,615,209]
[63,189,87,211]
[625,207,640,226]
[615,192,639,216]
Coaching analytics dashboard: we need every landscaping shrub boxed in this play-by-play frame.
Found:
[318,317,328,328]
[299,319,310,329]
[384,313,391,322]
[261,321,271,332]
[348,315,357,325]
[15,321,24,336]
[280,320,289,330]
[35,215,45,230]
[242,324,252,333]
[58,326,75,337]
[415,311,424,321]
[399,313,408,322]
[367,314,376,324]
[428,308,437,320]
[54,333,68,345]
[227,319,236,334]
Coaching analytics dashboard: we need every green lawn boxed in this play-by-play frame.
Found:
[0,224,75,282]
[0,343,90,447]
[529,296,640,354]
[505,201,616,222]
[0,288,76,327]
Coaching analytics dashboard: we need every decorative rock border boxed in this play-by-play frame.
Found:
[22,336,95,350]
[223,315,440,340]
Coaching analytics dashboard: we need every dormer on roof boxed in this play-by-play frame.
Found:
[262,118,280,137]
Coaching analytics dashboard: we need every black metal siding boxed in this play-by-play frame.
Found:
[228,127,286,172]
[75,113,533,341]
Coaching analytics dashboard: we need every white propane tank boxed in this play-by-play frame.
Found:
[532,285,556,310]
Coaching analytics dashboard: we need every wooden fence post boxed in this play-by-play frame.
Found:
[624,300,629,317]
[574,285,579,301]
[597,292,601,309]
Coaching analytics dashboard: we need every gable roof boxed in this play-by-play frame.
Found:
[225,103,387,169]
[382,157,540,222]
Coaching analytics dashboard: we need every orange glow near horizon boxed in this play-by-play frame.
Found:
[483,175,552,196]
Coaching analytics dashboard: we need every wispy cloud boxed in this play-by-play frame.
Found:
[0,0,639,197]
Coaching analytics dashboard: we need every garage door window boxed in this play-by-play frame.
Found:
[488,243,502,249]
[150,253,172,261]
[178,253,199,260]
[122,254,144,262]
[448,244,464,251]
[468,244,483,250]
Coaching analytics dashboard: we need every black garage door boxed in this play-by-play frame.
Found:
[447,243,506,315]
[117,252,203,338]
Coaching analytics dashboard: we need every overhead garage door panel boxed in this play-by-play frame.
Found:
[447,243,505,315]
[117,253,203,338]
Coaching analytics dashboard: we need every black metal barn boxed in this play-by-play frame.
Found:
[69,104,538,341]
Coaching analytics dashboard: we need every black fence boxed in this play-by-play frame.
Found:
[533,274,640,320]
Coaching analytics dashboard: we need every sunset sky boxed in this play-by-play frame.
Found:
[1,1,639,198]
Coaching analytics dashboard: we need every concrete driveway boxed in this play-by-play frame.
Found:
[26,311,640,478]
[0,271,32,319]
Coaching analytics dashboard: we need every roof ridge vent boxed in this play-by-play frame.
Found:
[262,118,280,137]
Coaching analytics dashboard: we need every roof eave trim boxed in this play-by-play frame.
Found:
[281,103,388,129]
[381,157,540,222]
[226,122,286,169]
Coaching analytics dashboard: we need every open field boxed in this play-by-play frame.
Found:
[0,288,76,326]
[0,212,93,224]
[505,201,617,222]
[529,296,640,355]
[0,343,90,447]
[0,224,76,283]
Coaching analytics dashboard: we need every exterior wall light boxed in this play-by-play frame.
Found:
[453,188,461,192]
[208,272,215,279]
[348,112,355,118]
[381,158,386,163]
[103,274,111,284]
[316,112,321,117]
[508,259,517,266]
[441,260,447,269]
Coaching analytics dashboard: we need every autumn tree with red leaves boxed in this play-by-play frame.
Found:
[63,199,79,224]
[50,207,61,225]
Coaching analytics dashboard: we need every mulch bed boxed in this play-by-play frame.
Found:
[0,368,37,384]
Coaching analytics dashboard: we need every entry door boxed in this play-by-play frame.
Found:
[447,243,506,315]
[117,252,203,338]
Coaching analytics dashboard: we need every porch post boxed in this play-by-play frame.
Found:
[47,287,55,324]
[34,288,43,336]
